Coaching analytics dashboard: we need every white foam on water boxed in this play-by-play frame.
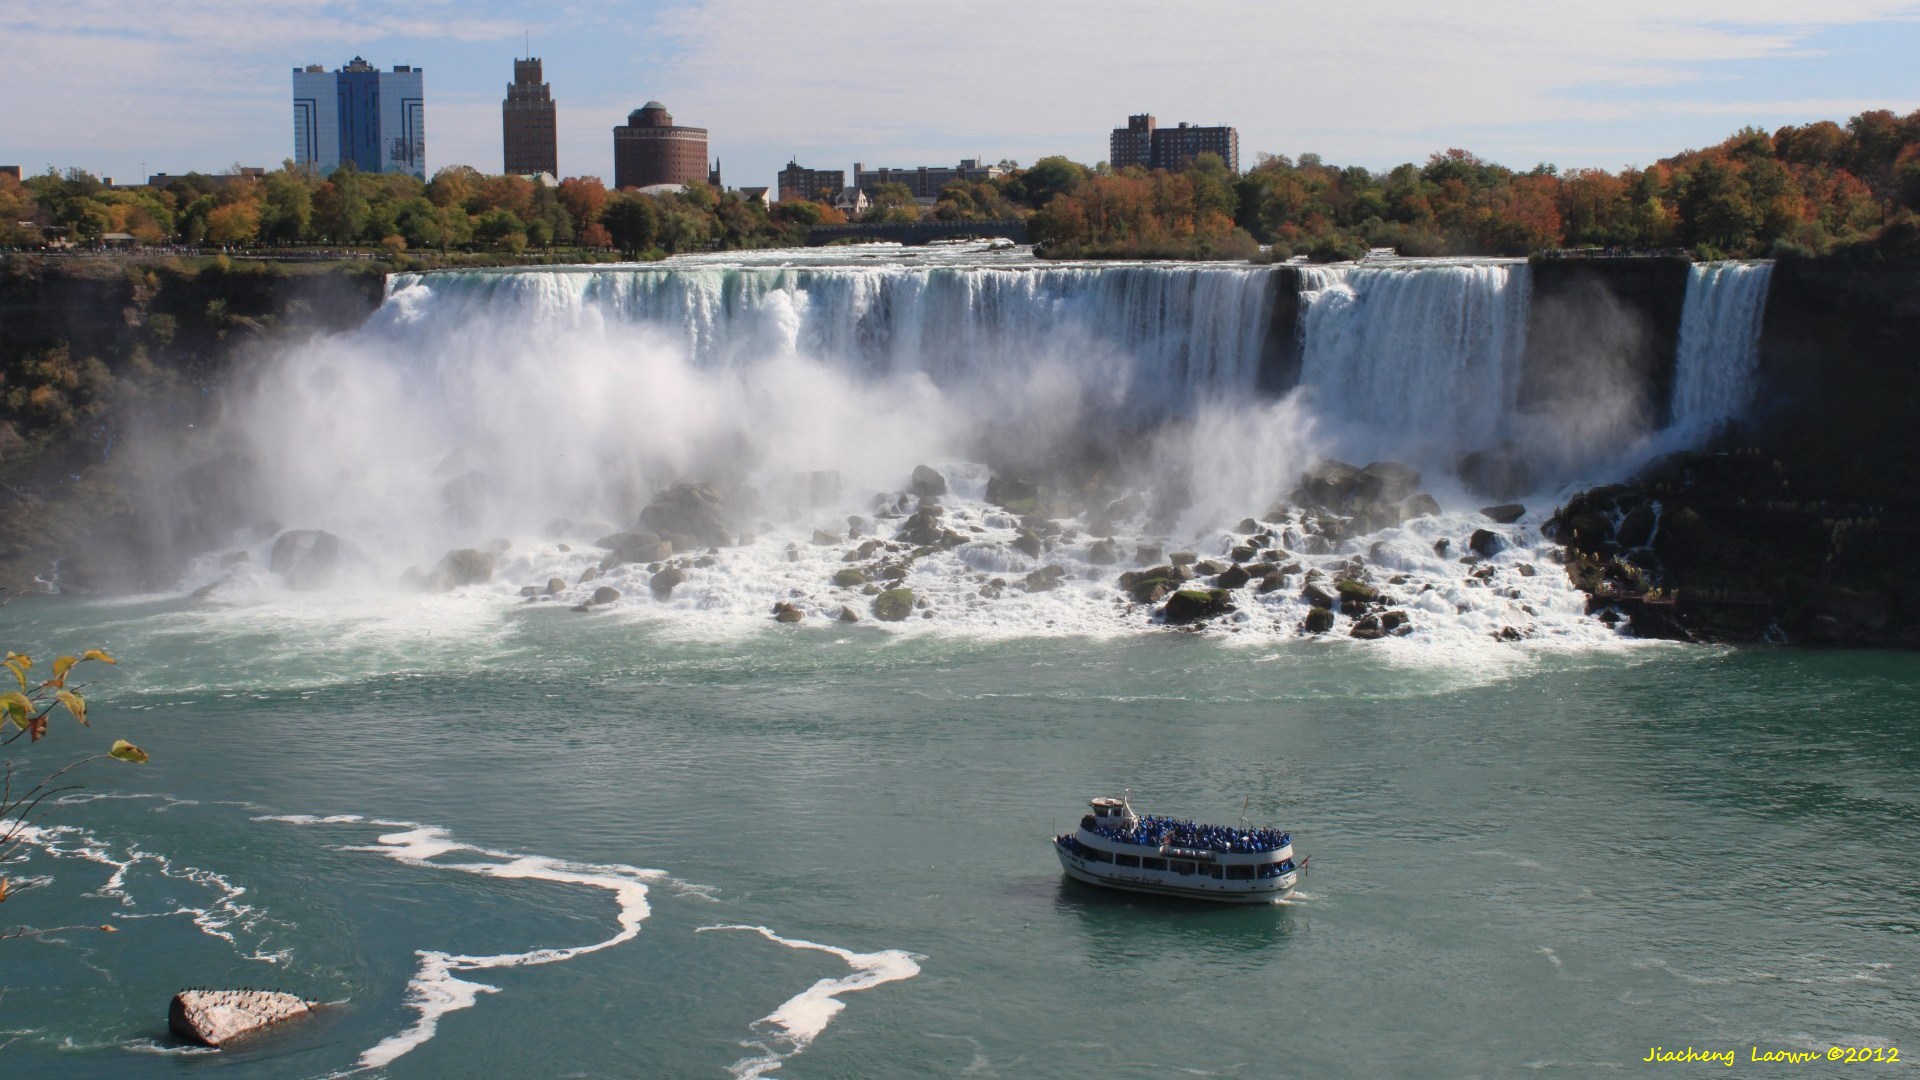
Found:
[265,815,661,1072]
[697,923,922,1079]
[6,822,285,962]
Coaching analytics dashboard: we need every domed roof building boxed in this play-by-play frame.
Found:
[614,100,709,189]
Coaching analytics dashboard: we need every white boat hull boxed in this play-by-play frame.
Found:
[1055,845,1297,905]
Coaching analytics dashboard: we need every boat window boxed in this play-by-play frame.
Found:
[1225,864,1254,880]
[1087,847,1112,863]
[1171,861,1195,876]
[1141,857,1167,872]
[1114,853,1140,868]
[1206,865,1224,879]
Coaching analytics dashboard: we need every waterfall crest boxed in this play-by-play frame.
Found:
[382,262,1276,417]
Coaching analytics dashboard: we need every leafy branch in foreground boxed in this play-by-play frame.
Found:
[0,649,146,928]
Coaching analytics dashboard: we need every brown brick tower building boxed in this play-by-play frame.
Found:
[613,102,709,189]
[502,58,557,176]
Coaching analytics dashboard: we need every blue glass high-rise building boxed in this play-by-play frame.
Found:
[293,57,426,178]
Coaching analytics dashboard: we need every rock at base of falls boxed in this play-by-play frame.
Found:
[167,989,317,1047]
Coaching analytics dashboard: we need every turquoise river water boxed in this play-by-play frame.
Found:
[2,595,1915,1078]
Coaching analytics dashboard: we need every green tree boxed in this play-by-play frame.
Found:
[600,192,660,253]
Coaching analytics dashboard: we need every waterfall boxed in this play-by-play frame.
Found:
[1669,261,1773,431]
[381,261,1277,418]
[1295,262,1531,457]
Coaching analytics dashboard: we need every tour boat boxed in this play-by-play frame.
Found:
[1053,795,1303,904]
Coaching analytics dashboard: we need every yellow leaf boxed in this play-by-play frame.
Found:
[81,650,116,666]
[51,655,78,685]
[4,660,25,693]
[108,739,149,764]
[0,691,31,729]
[0,875,9,902]
[56,689,87,727]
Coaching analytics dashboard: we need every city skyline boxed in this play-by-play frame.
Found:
[5,2,1920,191]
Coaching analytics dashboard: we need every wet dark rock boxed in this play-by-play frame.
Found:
[1302,607,1335,634]
[639,482,734,548]
[811,529,843,546]
[1302,582,1338,609]
[1216,563,1252,589]
[1229,544,1257,562]
[832,568,869,587]
[268,529,344,591]
[649,567,687,600]
[1168,551,1197,567]
[772,600,805,623]
[1433,538,1451,557]
[1336,577,1381,608]
[873,587,915,621]
[1257,572,1286,594]
[1161,588,1234,624]
[595,531,670,568]
[838,604,861,623]
[1481,503,1527,525]
[1087,539,1118,565]
[910,464,948,498]
[1236,517,1260,533]
[1024,564,1068,592]
[1468,529,1506,558]
[1349,614,1386,640]
[1401,493,1443,520]
[1193,559,1225,576]
[985,473,1040,513]
[1013,531,1044,558]
[589,585,621,606]
[894,507,946,547]
[1380,610,1410,634]
[431,548,495,591]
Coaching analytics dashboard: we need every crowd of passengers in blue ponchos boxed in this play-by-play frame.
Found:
[1086,815,1291,853]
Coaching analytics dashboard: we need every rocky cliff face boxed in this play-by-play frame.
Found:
[1549,230,1920,647]
[0,256,385,593]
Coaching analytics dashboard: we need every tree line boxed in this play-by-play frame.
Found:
[4,108,1917,261]
[0,163,826,257]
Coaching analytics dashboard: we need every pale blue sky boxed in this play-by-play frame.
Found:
[3,1,1917,189]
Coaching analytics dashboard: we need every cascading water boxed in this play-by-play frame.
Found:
[1668,260,1773,431]
[1295,262,1531,458]
[381,257,1276,416]
[168,247,1750,648]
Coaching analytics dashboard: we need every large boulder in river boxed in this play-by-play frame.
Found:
[638,482,734,548]
[1161,588,1234,625]
[985,473,1040,513]
[168,989,316,1047]
[429,548,495,591]
[873,587,915,621]
[910,465,948,498]
[1468,529,1506,558]
[649,566,687,600]
[268,530,344,590]
[596,531,672,568]
[1481,503,1527,525]
[1353,461,1422,503]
